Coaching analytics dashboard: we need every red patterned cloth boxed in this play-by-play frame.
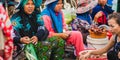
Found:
[97,12,107,25]
[0,3,13,60]
[0,56,3,60]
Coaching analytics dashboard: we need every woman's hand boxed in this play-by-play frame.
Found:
[79,50,91,60]
[59,33,70,39]
[20,36,31,44]
[31,36,38,44]
[94,11,103,22]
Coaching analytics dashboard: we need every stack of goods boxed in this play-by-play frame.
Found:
[89,25,107,38]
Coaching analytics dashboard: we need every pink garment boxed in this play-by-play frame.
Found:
[0,3,13,60]
[42,14,84,56]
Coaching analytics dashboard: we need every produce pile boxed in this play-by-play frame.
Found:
[90,25,107,34]
[89,25,107,38]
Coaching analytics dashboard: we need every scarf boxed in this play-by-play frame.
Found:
[42,0,63,33]
[17,0,42,9]
[14,0,44,37]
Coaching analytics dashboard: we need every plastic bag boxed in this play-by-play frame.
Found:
[24,43,38,60]
[62,0,76,24]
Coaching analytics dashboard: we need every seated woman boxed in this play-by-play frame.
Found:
[42,0,85,58]
[10,0,65,60]
[75,0,98,25]
[71,0,98,45]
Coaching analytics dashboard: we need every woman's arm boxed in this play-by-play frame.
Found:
[90,35,115,55]
[35,26,49,41]
[42,15,65,37]
[13,29,31,44]
[13,29,21,43]
[42,15,69,39]
[79,35,115,60]
[91,39,114,55]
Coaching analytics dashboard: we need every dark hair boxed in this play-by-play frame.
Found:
[108,13,120,26]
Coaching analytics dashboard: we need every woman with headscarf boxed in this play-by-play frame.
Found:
[10,0,65,60]
[42,0,84,58]
[71,0,98,45]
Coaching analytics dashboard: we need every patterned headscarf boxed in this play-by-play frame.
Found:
[17,0,42,9]
[11,0,44,37]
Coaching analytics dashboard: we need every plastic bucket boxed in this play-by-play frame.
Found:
[87,35,109,49]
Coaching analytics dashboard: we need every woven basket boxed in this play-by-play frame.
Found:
[88,58,107,60]
[80,50,107,60]
[88,54,107,60]
[89,30,107,38]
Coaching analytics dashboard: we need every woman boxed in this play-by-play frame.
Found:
[79,13,120,60]
[91,0,114,21]
[42,0,84,58]
[71,0,98,45]
[76,0,98,24]
[11,0,65,60]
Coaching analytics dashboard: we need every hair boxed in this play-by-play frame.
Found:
[108,13,120,26]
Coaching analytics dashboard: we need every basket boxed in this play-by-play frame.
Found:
[88,58,107,60]
[88,54,107,60]
[80,50,107,60]
[89,30,107,38]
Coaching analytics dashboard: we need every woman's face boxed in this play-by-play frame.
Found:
[54,0,63,12]
[108,18,120,34]
[98,0,107,6]
[24,0,35,14]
